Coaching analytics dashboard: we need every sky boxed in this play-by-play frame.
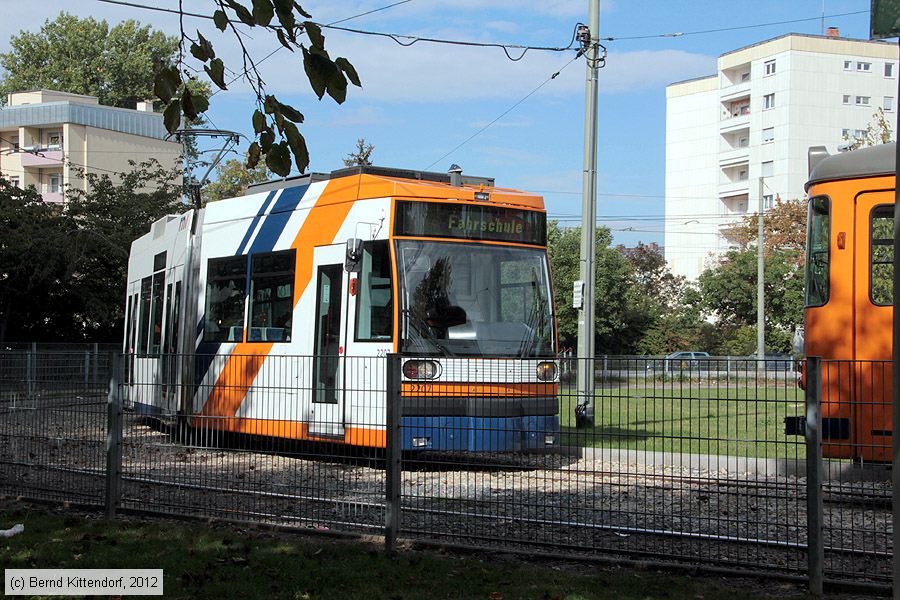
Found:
[0,0,878,250]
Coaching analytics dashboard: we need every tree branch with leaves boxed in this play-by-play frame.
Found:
[155,1,361,177]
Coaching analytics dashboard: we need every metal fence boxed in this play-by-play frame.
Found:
[0,351,891,594]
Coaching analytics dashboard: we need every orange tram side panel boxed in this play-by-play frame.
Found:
[803,143,894,462]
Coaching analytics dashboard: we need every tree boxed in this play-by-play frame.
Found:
[547,222,633,353]
[156,2,361,177]
[343,139,375,167]
[202,155,271,204]
[697,248,804,353]
[721,198,807,262]
[0,13,179,108]
[0,162,183,342]
[842,107,894,150]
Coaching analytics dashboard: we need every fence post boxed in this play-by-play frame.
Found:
[105,353,123,518]
[384,353,402,553]
[805,357,824,598]
[84,351,90,387]
[26,342,35,400]
[92,342,99,384]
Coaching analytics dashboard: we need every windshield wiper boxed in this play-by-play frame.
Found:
[402,308,455,357]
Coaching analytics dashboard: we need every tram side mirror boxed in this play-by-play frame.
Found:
[345,238,364,272]
[425,306,467,329]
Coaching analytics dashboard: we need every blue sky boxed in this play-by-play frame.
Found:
[0,1,876,248]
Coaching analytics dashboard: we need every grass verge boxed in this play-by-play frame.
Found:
[0,500,811,600]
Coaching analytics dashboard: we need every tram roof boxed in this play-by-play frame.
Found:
[805,142,896,191]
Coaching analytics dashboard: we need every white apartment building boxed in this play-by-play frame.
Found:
[0,89,182,204]
[665,31,898,280]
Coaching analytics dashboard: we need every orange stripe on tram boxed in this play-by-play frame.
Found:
[197,181,357,432]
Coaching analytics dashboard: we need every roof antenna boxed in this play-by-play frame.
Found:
[448,164,463,187]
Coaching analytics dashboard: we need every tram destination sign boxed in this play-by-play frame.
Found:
[394,200,547,245]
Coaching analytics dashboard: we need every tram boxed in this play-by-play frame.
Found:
[122,165,560,451]
[799,143,894,461]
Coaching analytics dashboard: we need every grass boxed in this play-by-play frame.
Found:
[0,500,810,600]
[558,379,805,459]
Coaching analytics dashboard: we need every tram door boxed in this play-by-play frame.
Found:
[853,191,893,461]
[309,244,348,437]
[159,265,183,412]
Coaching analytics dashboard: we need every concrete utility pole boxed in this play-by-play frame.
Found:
[757,177,765,363]
[576,0,601,427]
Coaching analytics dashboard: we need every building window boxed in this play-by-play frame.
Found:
[762,127,774,143]
[885,96,894,112]
[738,169,748,181]
[856,95,871,106]
[10,135,19,152]
[842,128,850,138]
[740,71,750,82]
[886,63,895,77]
[844,60,852,70]
[738,135,749,148]
[46,131,62,148]
[855,128,866,139]
[764,194,774,209]
[48,173,61,193]
[857,61,872,72]
[203,256,248,342]
[764,60,776,76]
[761,161,774,178]
[842,94,851,105]
[763,93,775,109]
[355,241,393,342]
[9,176,19,188]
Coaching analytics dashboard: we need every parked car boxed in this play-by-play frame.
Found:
[650,351,710,372]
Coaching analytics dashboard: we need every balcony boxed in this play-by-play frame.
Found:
[719,180,749,197]
[719,114,750,134]
[719,147,749,168]
[19,147,63,167]
[720,81,751,103]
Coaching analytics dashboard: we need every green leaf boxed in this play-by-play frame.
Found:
[263,95,279,115]
[275,29,294,51]
[163,99,182,134]
[224,0,256,26]
[265,141,291,177]
[325,67,348,104]
[190,42,208,62]
[279,102,304,123]
[273,0,296,32]
[273,110,285,132]
[252,109,266,134]
[197,31,216,59]
[213,10,228,31]
[182,87,198,121]
[335,57,361,88]
[154,66,180,104]
[282,121,309,173]
[260,130,275,153]
[247,141,261,168]
[301,47,327,100]
[205,58,227,90]
[191,92,209,116]
[292,1,311,18]
[252,0,274,26]
[303,21,324,50]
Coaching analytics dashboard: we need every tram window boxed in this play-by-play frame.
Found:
[805,196,830,307]
[500,260,541,322]
[138,277,152,353]
[248,249,296,343]
[203,256,247,342]
[124,296,133,354]
[871,205,893,306]
[355,241,393,341]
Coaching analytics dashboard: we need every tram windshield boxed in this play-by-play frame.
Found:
[397,240,555,357]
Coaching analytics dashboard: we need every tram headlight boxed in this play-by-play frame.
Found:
[536,361,558,381]
[402,359,440,380]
